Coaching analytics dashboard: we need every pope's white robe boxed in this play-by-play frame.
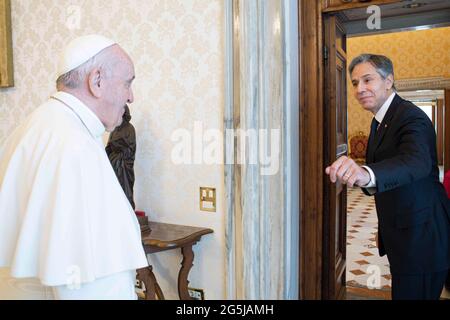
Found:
[52,270,136,300]
[0,91,148,289]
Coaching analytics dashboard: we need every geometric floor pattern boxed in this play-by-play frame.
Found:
[346,187,392,291]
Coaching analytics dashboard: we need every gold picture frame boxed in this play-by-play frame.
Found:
[0,0,14,87]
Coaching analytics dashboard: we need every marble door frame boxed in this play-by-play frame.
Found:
[224,0,299,300]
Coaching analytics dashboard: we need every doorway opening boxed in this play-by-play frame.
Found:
[399,90,446,180]
[340,4,450,299]
[298,0,450,300]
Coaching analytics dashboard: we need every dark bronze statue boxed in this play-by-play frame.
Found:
[106,105,150,235]
[106,105,136,209]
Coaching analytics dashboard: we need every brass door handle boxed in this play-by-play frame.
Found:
[336,144,348,158]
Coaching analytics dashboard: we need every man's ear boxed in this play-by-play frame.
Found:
[87,68,102,98]
[385,74,394,90]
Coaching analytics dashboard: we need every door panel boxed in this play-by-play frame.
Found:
[322,0,400,12]
[323,13,347,300]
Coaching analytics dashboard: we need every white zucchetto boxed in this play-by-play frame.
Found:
[57,34,116,77]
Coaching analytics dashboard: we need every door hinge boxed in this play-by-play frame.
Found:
[324,45,329,61]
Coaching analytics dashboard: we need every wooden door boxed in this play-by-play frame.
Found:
[323,13,348,300]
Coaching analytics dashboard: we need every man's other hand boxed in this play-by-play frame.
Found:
[325,156,370,188]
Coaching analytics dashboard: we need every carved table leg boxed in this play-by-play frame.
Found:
[178,244,195,300]
[137,265,165,300]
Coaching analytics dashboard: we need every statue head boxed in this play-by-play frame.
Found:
[123,104,131,123]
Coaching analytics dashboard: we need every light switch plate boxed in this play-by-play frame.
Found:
[200,187,216,212]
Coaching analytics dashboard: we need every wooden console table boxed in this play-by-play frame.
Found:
[136,221,213,300]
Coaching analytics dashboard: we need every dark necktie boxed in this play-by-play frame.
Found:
[369,118,379,144]
[366,118,379,163]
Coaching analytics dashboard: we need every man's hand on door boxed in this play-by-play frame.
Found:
[325,156,370,188]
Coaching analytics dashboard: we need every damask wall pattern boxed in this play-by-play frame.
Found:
[347,26,450,138]
[0,0,225,299]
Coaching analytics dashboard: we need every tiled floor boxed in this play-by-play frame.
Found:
[346,187,392,291]
[346,185,450,300]
[346,285,391,300]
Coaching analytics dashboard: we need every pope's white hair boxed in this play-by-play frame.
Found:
[56,47,117,89]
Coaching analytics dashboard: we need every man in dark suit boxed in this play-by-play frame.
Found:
[326,54,450,300]
[444,170,450,291]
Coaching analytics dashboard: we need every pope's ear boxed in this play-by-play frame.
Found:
[87,69,102,98]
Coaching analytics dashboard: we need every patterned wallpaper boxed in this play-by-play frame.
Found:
[347,26,450,138]
[0,0,225,299]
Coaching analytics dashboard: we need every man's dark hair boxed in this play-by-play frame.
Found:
[349,54,396,90]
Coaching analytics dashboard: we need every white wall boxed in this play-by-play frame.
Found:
[0,0,225,299]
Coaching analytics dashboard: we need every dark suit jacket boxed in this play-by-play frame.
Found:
[363,94,450,275]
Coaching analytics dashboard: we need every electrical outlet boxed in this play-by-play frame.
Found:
[188,288,205,300]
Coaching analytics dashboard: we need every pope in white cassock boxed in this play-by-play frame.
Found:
[0,35,149,299]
